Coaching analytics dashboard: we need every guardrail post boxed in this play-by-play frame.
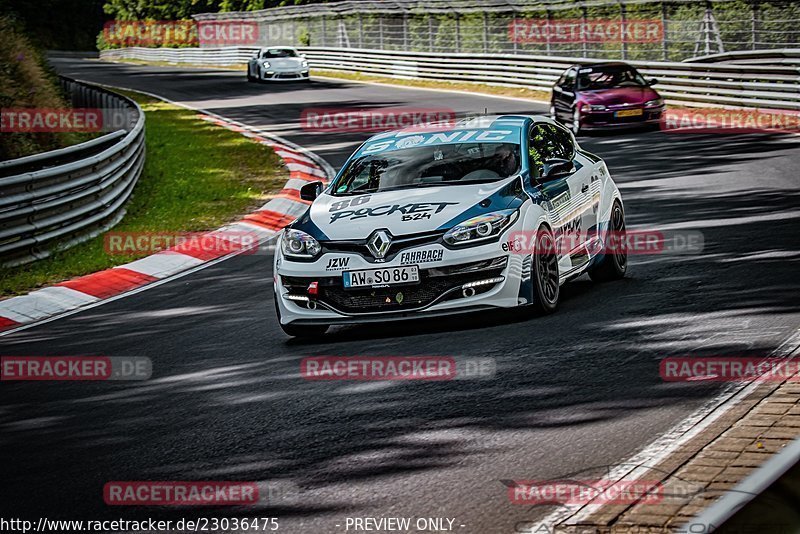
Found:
[581,6,588,58]
[455,13,460,53]
[403,12,409,51]
[512,13,518,55]
[428,15,434,52]
[662,1,669,61]
[358,12,363,49]
[751,2,758,51]
[620,2,628,60]
[483,11,489,54]
[321,14,327,47]
[545,8,551,56]
[378,16,384,50]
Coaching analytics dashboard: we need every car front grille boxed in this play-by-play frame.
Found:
[322,230,445,262]
[586,109,661,125]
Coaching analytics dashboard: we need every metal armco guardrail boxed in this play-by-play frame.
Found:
[689,48,800,66]
[100,46,800,110]
[102,46,257,66]
[0,77,145,267]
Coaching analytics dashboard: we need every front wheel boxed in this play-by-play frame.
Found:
[246,66,256,82]
[528,225,560,315]
[589,201,627,282]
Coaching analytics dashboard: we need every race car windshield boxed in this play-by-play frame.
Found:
[261,49,297,58]
[577,66,647,90]
[333,142,521,195]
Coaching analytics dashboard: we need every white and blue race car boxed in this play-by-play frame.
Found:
[273,115,626,337]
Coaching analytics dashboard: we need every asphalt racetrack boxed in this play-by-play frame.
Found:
[2,59,800,533]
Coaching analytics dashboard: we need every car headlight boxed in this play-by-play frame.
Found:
[645,98,664,107]
[581,103,607,112]
[443,210,518,246]
[281,229,321,259]
[301,60,309,68]
[261,61,271,68]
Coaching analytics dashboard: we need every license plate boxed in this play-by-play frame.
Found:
[615,108,643,118]
[343,266,420,288]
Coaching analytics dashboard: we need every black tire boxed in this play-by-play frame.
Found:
[246,66,256,82]
[528,225,560,315]
[273,292,329,338]
[588,201,627,282]
[571,107,582,136]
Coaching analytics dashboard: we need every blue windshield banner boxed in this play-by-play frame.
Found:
[357,128,521,156]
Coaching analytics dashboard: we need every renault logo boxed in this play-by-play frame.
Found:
[367,230,392,259]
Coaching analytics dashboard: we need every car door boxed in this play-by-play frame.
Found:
[550,123,598,263]
[529,122,593,270]
[552,68,577,122]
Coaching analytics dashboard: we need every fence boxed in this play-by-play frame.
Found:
[190,0,800,62]
[0,77,145,267]
[100,46,800,111]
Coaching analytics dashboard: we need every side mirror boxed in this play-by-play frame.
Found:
[647,78,658,86]
[541,158,575,181]
[300,181,323,201]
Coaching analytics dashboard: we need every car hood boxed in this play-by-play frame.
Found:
[579,86,660,106]
[308,178,519,241]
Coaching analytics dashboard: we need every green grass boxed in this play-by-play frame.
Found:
[0,90,288,298]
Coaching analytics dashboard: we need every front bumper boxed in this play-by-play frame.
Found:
[274,235,529,326]
[581,107,664,130]
[259,68,309,81]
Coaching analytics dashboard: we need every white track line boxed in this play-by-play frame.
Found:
[521,327,800,533]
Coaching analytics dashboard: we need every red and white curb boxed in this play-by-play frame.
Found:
[0,109,332,335]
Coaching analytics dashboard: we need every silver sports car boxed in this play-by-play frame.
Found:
[247,47,310,82]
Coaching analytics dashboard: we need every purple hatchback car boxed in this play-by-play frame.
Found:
[550,62,665,135]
